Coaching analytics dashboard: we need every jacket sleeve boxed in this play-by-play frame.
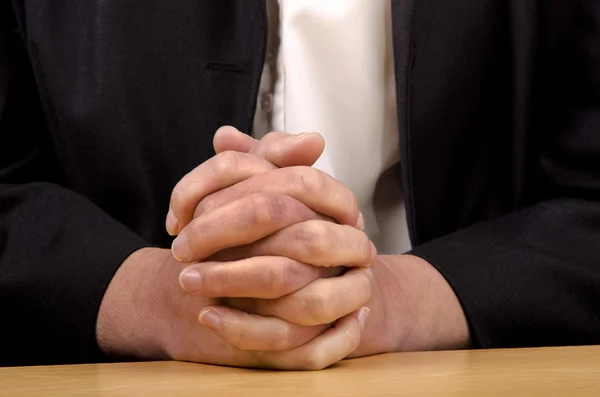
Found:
[0,13,150,366]
[410,1,600,348]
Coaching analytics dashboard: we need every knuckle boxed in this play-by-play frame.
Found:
[263,260,312,298]
[218,313,254,351]
[298,351,328,371]
[264,262,290,297]
[248,193,275,225]
[211,150,240,178]
[262,131,281,143]
[228,326,251,350]
[248,193,289,226]
[271,325,297,351]
[302,289,332,325]
[195,193,219,216]
[295,221,329,260]
[292,167,327,196]
[197,182,243,216]
[277,260,316,295]
[187,217,209,243]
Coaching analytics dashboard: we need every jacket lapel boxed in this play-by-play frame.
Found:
[390,0,418,244]
[393,0,537,246]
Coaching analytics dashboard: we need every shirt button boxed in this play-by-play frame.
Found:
[266,50,275,62]
[260,92,273,112]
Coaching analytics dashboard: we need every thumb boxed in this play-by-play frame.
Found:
[213,126,258,154]
[213,127,325,168]
[250,131,325,167]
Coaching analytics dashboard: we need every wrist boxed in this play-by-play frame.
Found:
[390,254,471,351]
[96,247,178,360]
[350,257,404,357]
[360,255,470,355]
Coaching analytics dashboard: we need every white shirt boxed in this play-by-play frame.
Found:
[254,0,411,254]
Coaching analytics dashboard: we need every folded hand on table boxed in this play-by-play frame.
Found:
[97,126,470,370]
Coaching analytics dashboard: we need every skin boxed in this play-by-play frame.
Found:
[96,127,469,371]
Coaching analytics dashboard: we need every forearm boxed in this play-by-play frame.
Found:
[96,247,176,360]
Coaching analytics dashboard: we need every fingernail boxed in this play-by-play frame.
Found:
[171,233,190,262]
[198,309,221,331]
[370,242,378,260]
[179,268,202,293]
[356,212,365,230]
[358,307,371,330]
[165,209,179,236]
[292,132,319,139]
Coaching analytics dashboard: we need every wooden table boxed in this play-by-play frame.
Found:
[1,346,599,396]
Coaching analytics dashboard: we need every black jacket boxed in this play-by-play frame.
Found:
[1,0,599,366]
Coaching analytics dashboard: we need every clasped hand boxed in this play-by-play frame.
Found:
[98,127,469,368]
[165,127,376,369]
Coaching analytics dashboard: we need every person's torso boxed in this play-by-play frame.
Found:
[6,0,571,247]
